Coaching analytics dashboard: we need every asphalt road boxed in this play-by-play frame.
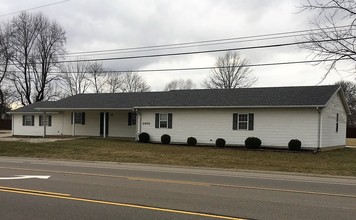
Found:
[0,157,355,220]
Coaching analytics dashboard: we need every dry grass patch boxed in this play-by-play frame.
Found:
[346,138,356,146]
[0,138,355,176]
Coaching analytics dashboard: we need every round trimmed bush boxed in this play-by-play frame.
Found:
[187,137,197,146]
[245,137,262,149]
[288,139,301,151]
[138,132,150,143]
[161,134,171,144]
[215,138,226,148]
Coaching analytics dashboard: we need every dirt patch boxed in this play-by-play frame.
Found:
[0,136,82,143]
[346,138,356,146]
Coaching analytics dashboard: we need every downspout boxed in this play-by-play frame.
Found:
[43,111,47,138]
[103,112,106,138]
[316,107,322,153]
[72,112,75,137]
[134,108,141,141]
[11,115,14,136]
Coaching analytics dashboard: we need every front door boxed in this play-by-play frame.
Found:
[100,112,109,137]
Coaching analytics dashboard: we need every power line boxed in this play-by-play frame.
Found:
[10,57,353,74]
[4,37,354,67]
[0,0,71,18]
[64,33,307,58]
[67,25,352,56]
[46,37,356,64]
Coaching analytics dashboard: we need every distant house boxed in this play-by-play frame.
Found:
[8,85,350,150]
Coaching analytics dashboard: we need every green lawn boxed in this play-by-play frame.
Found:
[0,138,355,176]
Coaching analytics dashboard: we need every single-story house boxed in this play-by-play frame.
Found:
[9,85,350,150]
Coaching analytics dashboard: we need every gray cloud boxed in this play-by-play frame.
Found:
[0,0,352,91]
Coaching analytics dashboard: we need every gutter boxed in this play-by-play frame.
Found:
[133,105,326,109]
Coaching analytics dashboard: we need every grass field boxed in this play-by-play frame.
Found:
[0,138,355,176]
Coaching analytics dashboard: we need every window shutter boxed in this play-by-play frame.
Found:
[168,113,173,129]
[155,113,159,128]
[81,112,85,125]
[128,112,132,126]
[31,116,35,126]
[233,113,238,130]
[248,113,254,130]
[48,116,52,127]
[71,112,73,124]
[39,115,43,126]
[22,115,25,126]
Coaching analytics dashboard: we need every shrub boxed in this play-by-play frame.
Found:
[288,139,302,151]
[161,134,171,144]
[138,132,150,143]
[245,137,262,149]
[215,138,226,147]
[187,137,197,146]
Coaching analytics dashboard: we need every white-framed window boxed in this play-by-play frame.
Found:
[155,113,172,129]
[22,115,34,126]
[39,115,52,127]
[159,113,168,128]
[233,113,254,130]
[238,114,248,130]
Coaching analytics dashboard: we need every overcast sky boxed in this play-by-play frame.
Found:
[0,0,354,91]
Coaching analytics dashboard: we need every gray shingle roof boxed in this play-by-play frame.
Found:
[10,101,56,113]
[10,85,341,113]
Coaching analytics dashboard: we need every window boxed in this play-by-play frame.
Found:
[39,115,52,127]
[128,112,136,126]
[238,114,248,130]
[71,112,85,125]
[160,114,168,128]
[233,113,254,130]
[336,113,339,133]
[155,113,172,129]
[22,115,34,126]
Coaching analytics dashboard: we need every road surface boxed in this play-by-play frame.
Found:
[0,157,355,220]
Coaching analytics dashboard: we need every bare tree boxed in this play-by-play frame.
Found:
[120,71,150,92]
[9,12,66,105]
[31,18,66,102]
[0,24,14,116]
[300,0,356,79]
[203,52,257,89]
[164,79,195,91]
[59,60,91,96]
[336,80,356,127]
[88,61,106,93]
[106,72,123,93]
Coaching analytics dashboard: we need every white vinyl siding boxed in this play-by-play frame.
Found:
[140,108,319,149]
[14,114,60,136]
[109,111,136,138]
[321,93,347,148]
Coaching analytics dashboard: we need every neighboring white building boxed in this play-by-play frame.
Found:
[8,85,350,150]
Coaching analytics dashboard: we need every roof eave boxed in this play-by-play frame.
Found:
[133,105,326,109]
[36,107,133,111]
[8,111,60,115]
